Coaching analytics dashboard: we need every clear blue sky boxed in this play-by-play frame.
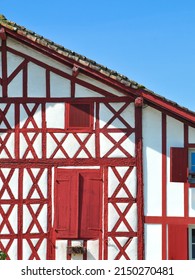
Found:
[1,0,195,111]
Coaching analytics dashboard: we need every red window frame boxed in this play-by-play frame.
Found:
[66,102,94,131]
[54,168,102,239]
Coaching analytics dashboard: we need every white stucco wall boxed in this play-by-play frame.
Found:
[144,224,162,259]
[166,116,184,216]
[143,106,162,216]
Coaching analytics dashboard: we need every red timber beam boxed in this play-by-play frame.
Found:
[0,27,6,40]
[135,97,144,260]
[3,26,142,97]
[0,27,7,98]
[141,90,195,127]
[3,26,195,126]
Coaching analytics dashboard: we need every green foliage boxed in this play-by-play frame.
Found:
[0,251,7,260]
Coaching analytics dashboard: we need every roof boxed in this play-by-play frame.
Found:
[0,14,195,124]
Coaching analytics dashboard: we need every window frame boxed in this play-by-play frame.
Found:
[65,102,94,132]
[188,149,195,184]
[189,225,195,260]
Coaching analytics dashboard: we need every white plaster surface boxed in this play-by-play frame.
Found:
[8,71,23,97]
[46,103,65,128]
[0,132,14,158]
[0,204,17,234]
[20,104,42,128]
[7,37,72,75]
[189,126,195,143]
[189,188,195,217]
[50,72,70,97]
[143,107,162,216]
[126,237,137,260]
[55,240,68,260]
[7,51,24,76]
[99,102,134,129]
[144,224,162,260]
[20,133,42,158]
[0,103,15,128]
[23,238,47,260]
[75,84,104,98]
[108,166,137,198]
[87,240,99,260]
[78,73,125,97]
[28,62,46,97]
[166,116,184,216]
[107,236,137,259]
[100,132,135,158]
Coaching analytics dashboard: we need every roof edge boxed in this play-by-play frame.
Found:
[0,14,195,121]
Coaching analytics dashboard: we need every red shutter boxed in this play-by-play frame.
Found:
[55,169,79,238]
[170,147,188,182]
[168,224,188,260]
[79,171,102,239]
[69,103,91,128]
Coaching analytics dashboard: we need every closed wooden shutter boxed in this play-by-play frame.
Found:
[170,147,188,182]
[54,169,102,239]
[68,103,91,128]
[168,224,188,260]
[55,169,79,238]
[79,171,102,239]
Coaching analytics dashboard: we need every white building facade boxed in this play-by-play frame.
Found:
[0,15,195,260]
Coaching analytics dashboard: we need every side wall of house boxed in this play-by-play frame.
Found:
[0,36,140,260]
[143,105,195,259]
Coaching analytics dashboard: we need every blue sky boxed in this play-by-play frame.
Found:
[1,0,195,111]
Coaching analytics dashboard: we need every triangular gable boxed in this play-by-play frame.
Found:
[0,14,195,124]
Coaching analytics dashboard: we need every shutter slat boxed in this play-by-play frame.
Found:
[170,147,188,182]
[79,171,102,239]
[69,103,91,128]
[55,170,79,238]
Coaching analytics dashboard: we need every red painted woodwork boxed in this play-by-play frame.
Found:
[170,147,188,182]
[55,170,79,238]
[69,103,91,128]
[135,104,144,260]
[2,21,195,261]
[103,166,137,260]
[0,27,6,40]
[54,169,102,240]
[79,171,102,239]
[135,97,143,107]
[168,224,188,260]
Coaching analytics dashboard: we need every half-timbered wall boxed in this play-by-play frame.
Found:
[143,106,195,260]
[1,30,194,260]
[0,36,140,260]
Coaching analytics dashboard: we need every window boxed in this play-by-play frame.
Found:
[189,149,195,183]
[189,226,195,260]
[54,169,102,239]
[170,147,195,184]
[66,103,93,130]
